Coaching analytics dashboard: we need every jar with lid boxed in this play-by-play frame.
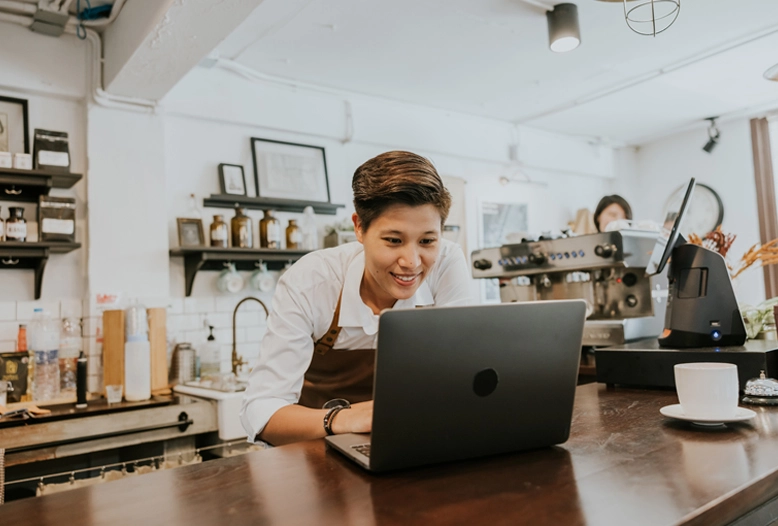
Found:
[259,210,281,249]
[210,214,229,248]
[231,206,253,248]
[5,207,27,242]
[286,219,302,249]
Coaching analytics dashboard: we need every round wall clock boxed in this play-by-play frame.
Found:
[661,182,724,236]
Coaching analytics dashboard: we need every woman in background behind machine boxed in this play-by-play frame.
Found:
[594,195,632,232]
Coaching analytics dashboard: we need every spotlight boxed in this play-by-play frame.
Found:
[547,3,581,53]
[702,117,720,154]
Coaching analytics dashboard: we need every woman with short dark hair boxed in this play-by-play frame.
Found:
[241,151,471,445]
[594,194,632,232]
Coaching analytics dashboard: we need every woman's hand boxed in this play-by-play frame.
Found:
[331,400,373,434]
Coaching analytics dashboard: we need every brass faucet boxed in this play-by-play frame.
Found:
[232,296,270,376]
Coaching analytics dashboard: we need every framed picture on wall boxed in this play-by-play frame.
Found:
[0,96,30,154]
[251,137,331,203]
[177,218,205,247]
[218,163,247,196]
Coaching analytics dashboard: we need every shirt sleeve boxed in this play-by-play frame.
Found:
[240,275,319,442]
[431,242,473,307]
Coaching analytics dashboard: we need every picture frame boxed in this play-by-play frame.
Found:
[0,96,30,154]
[177,218,205,247]
[218,163,247,196]
[251,137,330,203]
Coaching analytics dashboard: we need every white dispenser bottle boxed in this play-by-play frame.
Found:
[124,302,151,401]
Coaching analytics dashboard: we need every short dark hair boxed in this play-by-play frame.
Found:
[594,194,632,232]
[352,151,451,231]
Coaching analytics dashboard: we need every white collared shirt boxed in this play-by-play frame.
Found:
[240,239,471,441]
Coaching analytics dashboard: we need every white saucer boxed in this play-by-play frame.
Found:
[659,404,756,426]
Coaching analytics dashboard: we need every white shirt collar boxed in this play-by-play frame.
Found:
[339,249,434,335]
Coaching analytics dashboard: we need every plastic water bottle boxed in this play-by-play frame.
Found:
[199,325,221,381]
[59,318,82,397]
[301,206,318,251]
[29,308,60,402]
[124,302,151,401]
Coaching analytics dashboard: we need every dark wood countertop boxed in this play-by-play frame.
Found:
[3,383,778,526]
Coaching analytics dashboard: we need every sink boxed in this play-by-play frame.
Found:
[173,382,247,440]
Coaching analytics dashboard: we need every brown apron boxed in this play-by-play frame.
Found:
[298,292,376,409]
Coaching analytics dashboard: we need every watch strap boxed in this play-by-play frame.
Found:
[323,405,349,436]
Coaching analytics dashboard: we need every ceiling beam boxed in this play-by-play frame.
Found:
[102,0,265,100]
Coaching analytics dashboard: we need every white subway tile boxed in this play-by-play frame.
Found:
[138,296,169,309]
[87,373,103,394]
[214,327,243,344]
[0,340,16,352]
[237,342,260,359]
[87,355,102,375]
[203,312,231,329]
[60,299,83,319]
[0,302,16,321]
[245,327,267,343]
[0,321,20,341]
[167,298,184,315]
[17,300,60,321]
[184,297,215,314]
[82,316,102,337]
[183,329,207,344]
[235,311,264,328]
[86,337,102,358]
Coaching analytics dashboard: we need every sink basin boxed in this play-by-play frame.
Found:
[173,383,246,440]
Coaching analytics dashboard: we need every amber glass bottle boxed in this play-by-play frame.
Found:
[231,206,253,248]
[286,220,301,250]
[210,215,229,248]
[5,207,27,242]
[259,210,281,249]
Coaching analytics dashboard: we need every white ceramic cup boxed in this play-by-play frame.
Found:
[674,362,739,419]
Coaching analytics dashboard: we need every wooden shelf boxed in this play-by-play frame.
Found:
[0,242,81,299]
[203,194,344,215]
[0,168,83,203]
[169,247,311,296]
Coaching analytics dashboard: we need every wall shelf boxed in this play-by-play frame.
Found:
[203,194,345,215]
[0,168,83,203]
[169,247,311,296]
[0,242,81,299]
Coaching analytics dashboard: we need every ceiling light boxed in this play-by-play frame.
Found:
[702,118,720,154]
[765,63,778,81]
[547,4,581,53]
[596,0,680,37]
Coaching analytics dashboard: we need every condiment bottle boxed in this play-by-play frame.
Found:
[17,324,27,352]
[286,219,301,249]
[210,214,229,248]
[231,206,253,248]
[5,207,27,242]
[259,210,281,249]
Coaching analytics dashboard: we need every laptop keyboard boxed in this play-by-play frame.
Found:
[351,444,371,457]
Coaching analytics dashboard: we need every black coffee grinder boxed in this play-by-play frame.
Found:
[646,177,746,348]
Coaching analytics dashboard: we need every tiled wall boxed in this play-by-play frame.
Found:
[0,293,274,396]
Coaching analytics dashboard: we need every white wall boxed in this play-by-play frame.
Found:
[621,119,765,306]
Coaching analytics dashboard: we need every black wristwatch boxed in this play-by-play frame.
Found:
[322,398,351,436]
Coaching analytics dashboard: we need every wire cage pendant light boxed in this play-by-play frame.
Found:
[621,0,681,37]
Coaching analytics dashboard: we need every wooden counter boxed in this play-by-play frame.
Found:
[2,383,778,525]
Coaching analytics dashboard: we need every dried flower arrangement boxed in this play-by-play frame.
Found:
[688,226,778,280]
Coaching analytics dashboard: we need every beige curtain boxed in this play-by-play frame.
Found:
[750,118,778,299]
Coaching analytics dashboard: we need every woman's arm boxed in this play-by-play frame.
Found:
[259,400,373,446]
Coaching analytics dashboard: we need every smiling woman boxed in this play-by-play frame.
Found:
[240,151,472,446]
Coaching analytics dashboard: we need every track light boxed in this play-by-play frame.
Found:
[702,118,720,154]
[547,3,581,53]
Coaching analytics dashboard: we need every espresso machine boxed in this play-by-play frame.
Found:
[470,230,667,347]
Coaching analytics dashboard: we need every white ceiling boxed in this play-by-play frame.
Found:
[213,0,778,145]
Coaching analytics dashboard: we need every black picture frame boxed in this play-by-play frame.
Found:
[251,137,331,203]
[218,163,247,196]
[0,96,30,154]
[177,218,205,247]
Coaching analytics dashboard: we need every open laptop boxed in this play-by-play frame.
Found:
[325,300,586,472]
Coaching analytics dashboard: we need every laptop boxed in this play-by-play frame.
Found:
[325,300,586,472]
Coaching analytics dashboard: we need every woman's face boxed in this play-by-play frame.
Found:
[354,203,442,313]
[598,203,627,231]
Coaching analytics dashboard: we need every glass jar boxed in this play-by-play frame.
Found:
[210,214,229,248]
[259,210,281,249]
[286,219,302,249]
[231,206,253,248]
[5,207,27,242]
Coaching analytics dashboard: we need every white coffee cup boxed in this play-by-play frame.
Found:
[674,362,739,419]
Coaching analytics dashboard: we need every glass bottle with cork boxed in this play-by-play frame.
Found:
[5,207,27,242]
[210,214,229,248]
[231,205,253,248]
[259,210,281,248]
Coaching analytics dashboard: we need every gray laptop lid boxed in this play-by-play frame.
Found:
[368,300,586,472]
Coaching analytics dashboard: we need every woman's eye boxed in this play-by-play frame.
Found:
[384,238,401,244]
[420,238,437,245]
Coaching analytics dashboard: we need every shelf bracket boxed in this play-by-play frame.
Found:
[34,254,50,300]
[183,252,208,297]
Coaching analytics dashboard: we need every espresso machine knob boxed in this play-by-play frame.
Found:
[528,253,547,265]
[594,244,616,258]
[473,259,493,270]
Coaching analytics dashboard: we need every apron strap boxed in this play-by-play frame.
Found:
[313,291,343,356]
